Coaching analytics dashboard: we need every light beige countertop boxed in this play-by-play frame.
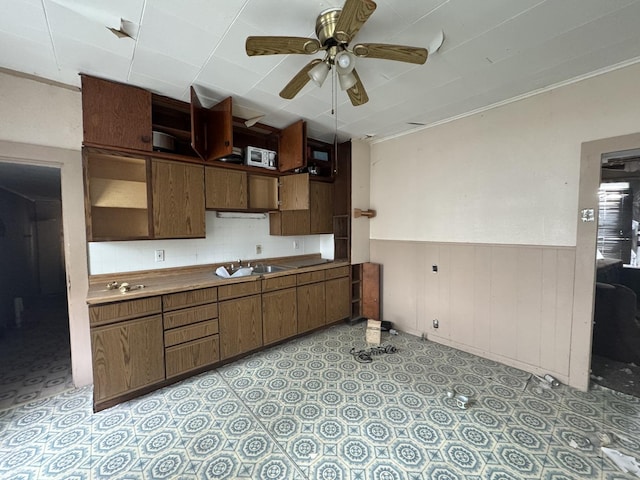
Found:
[86,257,349,305]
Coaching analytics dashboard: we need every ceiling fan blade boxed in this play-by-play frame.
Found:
[353,43,428,64]
[346,69,369,106]
[334,0,377,43]
[280,59,323,99]
[246,36,321,56]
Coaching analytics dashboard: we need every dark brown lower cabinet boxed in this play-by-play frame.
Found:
[262,287,298,345]
[297,282,326,334]
[326,276,351,323]
[91,315,165,403]
[219,295,262,360]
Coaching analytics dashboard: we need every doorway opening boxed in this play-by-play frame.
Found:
[0,162,72,410]
[591,148,640,398]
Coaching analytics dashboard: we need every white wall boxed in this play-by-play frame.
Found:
[0,70,91,387]
[89,213,333,274]
[369,62,640,390]
[351,139,371,264]
[370,62,640,247]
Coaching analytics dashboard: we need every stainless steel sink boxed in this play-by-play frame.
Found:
[251,265,288,274]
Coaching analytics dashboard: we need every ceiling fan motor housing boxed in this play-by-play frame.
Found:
[316,8,342,47]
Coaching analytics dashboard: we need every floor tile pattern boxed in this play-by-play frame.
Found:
[0,295,73,410]
[1,322,639,479]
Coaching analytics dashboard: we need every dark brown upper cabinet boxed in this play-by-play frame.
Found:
[191,90,232,161]
[279,120,306,173]
[81,75,152,151]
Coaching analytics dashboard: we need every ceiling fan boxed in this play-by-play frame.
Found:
[245,0,444,106]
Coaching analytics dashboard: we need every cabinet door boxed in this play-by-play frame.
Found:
[219,295,262,360]
[81,75,152,151]
[91,315,165,403]
[152,160,205,238]
[280,173,309,210]
[297,282,325,334]
[279,119,306,172]
[326,276,350,324]
[191,91,233,161]
[205,167,248,209]
[269,210,310,236]
[263,287,297,345]
[310,181,334,234]
[363,262,381,320]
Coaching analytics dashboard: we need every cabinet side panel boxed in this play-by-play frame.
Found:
[362,263,381,320]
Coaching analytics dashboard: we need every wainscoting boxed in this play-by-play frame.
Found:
[371,240,577,385]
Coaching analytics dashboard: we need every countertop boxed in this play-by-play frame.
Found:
[86,259,348,305]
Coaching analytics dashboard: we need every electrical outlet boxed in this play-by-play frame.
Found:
[155,249,165,262]
[433,319,439,329]
[256,244,262,254]
[293,240,300,250]
[432,265,438,273]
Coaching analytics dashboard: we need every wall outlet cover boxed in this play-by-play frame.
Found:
[155,249,165,262]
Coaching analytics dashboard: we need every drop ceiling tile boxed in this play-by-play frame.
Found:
[48,0,145,24]
[213,19,285,75]
[196,56,264,97]
[381,0,449,24]
[46,1,136,59]
[127,71,188,100]
[52,36,132,83]
[130,46,200,90]
[137,4,222,67]
[0,31,59,82]
[405,0,545,52]
[149,0,249,35]
[444,0,639,75]
[0,0,50,43]
[240,0,316,37]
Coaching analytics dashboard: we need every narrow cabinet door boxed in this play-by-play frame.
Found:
[279,119,306,172]
[325,276,350,324]
[263,287,297,345]
[191,90,233,161]
[297,282,325,334]
[219,295,262,360]
[152,160,205,238]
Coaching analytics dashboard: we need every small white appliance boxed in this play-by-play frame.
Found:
[245,146,277,170]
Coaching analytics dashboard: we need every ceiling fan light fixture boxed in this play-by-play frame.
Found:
[335,50,356,74]
[308,61,330,87]
[338,71,357,91]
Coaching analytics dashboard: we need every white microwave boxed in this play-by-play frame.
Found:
[245,146,277,170]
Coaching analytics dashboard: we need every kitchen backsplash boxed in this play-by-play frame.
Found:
[88,212,334,275]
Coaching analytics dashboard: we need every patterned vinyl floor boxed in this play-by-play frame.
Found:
[0,295,74,411]
[1,322,639,479]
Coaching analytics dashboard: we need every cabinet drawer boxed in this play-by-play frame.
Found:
[325,266,350,280]
[297,270,325,285]
[262,274,297,293]
[164,319,219,347]
[89,297,162,326]
[165,335,219,379]
[162,287,217,311]
[218,280,261,301]
[163,303,218,330]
